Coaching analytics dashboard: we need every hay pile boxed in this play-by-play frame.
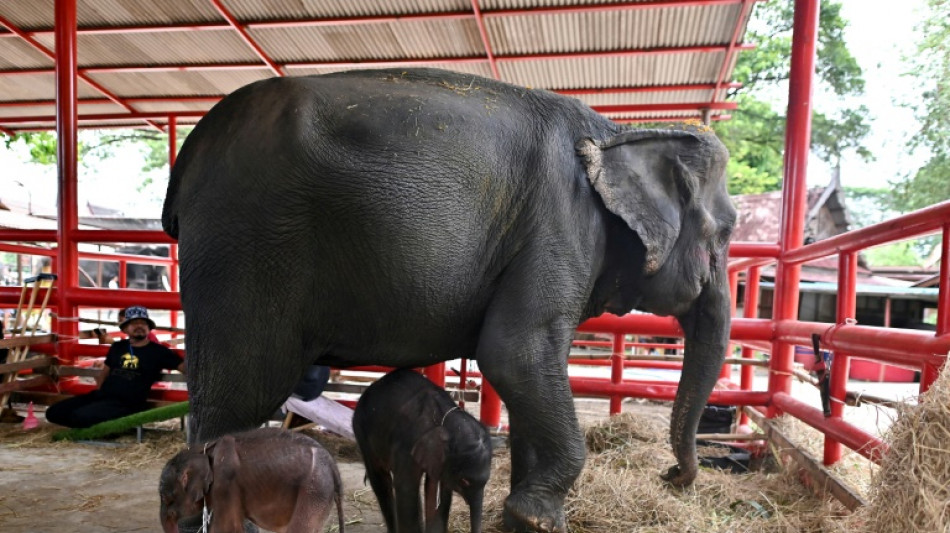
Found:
[450,413,847,533]
[848,366,950,532]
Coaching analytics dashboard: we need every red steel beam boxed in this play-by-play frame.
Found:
[922,223,950,392]
[62,287,181,310]
[570,377,771,406]
[208,0,282,77]
[55,0,80,366]
[0,1,764,37]
[0,243,56,256]
[710,0,756,104]
[558,82,742,96]
[0,107,730,128]
[0,84,739,109]
[772,392,887,464]
[50,44,750,74]
[738,265,761,426]
[0,230,58,242]
[613,114,732,124]
[593,102,737,113]
[784,200,950,265]
[470,0,500,79]
[774,320,949,368]
[768,0,819,415]
[0,111,206,124]
[825,252,857,465]
[0,14,161,131]
[729,242,781,258]
[483,0,764,17]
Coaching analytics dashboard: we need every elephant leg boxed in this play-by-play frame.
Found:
[477,312,584,533]
[363,462,397,532]
[393,462,424,533]
[184,304,311,443]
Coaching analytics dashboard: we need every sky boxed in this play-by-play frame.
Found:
[0,0,933,216]
[805,0,929,189]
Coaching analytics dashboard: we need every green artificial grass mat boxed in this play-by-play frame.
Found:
[52,401,189,441]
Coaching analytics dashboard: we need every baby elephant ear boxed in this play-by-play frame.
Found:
[577,130,702,275]
[411,426,448,479]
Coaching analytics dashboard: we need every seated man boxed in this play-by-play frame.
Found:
[46,306,184,429]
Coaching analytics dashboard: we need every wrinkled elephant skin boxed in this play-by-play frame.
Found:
[163,68,736,532]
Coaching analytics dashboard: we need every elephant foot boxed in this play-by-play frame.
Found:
[502,490,566,533]
[659,463,697,488]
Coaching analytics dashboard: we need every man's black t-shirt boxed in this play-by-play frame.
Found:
[99,339,183,404]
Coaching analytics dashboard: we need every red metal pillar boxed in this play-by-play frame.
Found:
[480,376,502,429]
[825,252,856,464]
[768,0,819,417]
[425,363,446,388]
[739,265,761,426]
[609,333,625,414]
[720,269,740,380]
[922,223,950,392]
[54,0,79,364]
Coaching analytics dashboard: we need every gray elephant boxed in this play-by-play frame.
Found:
[353,369,492,533]
[158,427,343,533]
[163,68,736,532]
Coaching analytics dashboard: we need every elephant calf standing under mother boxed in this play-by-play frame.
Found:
[163,67,736,532]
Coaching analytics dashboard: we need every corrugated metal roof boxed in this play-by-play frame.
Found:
[0,0,759,131]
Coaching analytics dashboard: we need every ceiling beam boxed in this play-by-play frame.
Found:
[208,0,283,77]
[470,0,500,79]
[0,1,766,38]
[0,83,738,112]
[711,0,757,105]
[6,43,748,76]
[0,14,161,131]
[0,102,734,126]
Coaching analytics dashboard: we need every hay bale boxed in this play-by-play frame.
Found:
[851,366,950,532]
[449,413,845,533]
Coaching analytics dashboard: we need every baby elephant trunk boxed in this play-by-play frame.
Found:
[159,506,179,533]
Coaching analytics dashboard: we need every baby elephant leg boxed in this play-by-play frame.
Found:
[284,448,342,533]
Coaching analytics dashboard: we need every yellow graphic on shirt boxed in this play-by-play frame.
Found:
[121,353,140,369]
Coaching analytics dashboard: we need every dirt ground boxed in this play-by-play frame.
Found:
[0,397,651,533]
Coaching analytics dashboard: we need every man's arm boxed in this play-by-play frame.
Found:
[94,365,110,388]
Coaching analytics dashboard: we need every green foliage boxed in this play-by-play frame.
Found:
[844,186,893,227]
[891,0,950,211]
[714,96,783,194]
[864,242,923,267]
[720,1,871,195]
[734,1,865,97]
[4,132,60,165]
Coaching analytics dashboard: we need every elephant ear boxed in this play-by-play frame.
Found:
[411,426,448,480]
[210,435,240,485]
[181,454,213,506]
[577,129,704,275]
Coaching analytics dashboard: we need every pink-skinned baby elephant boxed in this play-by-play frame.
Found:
[159,427,344,533]
[354,369,492,533]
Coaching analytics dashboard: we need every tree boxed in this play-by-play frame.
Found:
[890,0,950,212]
[716,1,872,195]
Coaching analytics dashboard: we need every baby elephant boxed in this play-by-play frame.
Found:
[159,427,344,533]
[354,369,492,533]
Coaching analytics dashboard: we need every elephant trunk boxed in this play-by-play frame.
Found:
[159,507,179,533]
[661,261,731,488]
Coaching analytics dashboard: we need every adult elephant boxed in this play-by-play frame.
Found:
[163,68,736,532]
